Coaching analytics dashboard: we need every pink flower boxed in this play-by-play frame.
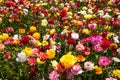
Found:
[76,43,85,51]
[71,64,83,75]
[7,27,14,33]
[98,56,111,66]
[31,48,39,57]
[84,61,94,70]
[94,44,103,52]
[49,70,59,80]
[28,58,36,66]
[105,77,117,80]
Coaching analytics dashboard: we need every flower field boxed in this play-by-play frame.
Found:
[0,0,120,80]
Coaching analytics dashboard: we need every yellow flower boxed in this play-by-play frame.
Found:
[13,40,20,45]
[36,40,41,46]
[35,3,40,7]
[2,33,9,41]
[42,40,48,46]
[50,41,56,45]
[37,58,45,64]
[84,14,92,19]
[113,69,120,78]
[23,47,32,57]
[94,66,103,74]
[30,26,36,32]
[60,52,77,69]
[104,25,111,30]
[51,60,58,70]
[82,6,87,10]
[33,32,40,40]
[106,33,113,39]
[50,29,55,35]
[67,12,73,16]
[47,49,55,59]
[9,19,14,23]
[82,28,91,35]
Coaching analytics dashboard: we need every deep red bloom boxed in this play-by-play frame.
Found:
[48,18,54,24]
[29,68,38,77]
[67,38,76,44]
[60,10,67,18]
[20,36,30,45]
[41,10,48,16]
[1,29,7,33]
[101,38,111,49]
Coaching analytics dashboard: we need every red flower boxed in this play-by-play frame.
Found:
[48,18,54,24]
[3,51,11,59]
[29,68,38,78]
[28,58,36,66]
[1,29,7,33]
[57,63,65,72]
[39,52,48,61]
[67,38,76,45]
[41,10,48,16]
[60,10,67,18]
[20,36,30,45]
[101,38,111,49]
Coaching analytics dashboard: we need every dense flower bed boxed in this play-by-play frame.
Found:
[0,0,120,80]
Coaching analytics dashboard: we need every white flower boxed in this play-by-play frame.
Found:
[103,13,112,19]
[23,9,28,16]
[13,34,21,40]
[14,0,18,3]
[41,19,48,26]
[118,15,120,20]
[112,57,120,62]
[79,10,87,15]
[98,10,104,16]
[117,48,120,55]
[52,45,56,51]
[16,52,27,62]
[71,32,79,40]
[51,60,58,70]
[113,35,119,43]
[61,29,68,34]
[84,61,94,70]
[43,35,50,40]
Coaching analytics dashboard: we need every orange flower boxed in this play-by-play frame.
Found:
[77,55,85,62]
[0,44,5,50]
[47,49,55,59]
[19,29,25,34]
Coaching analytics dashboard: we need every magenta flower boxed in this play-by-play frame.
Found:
[98,56,111,66]
[49,70,59,80]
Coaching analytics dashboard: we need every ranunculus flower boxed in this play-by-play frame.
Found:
[28,58,36,66]
[49,70,59,80]
[67,38,76,45]
[98,56,111,66]
[3,51,11,59]
[76,43,85,51]
[20,36,30,45]
[94,44,103,52]
[16,52,27,62]
[113,69,120,79]
[7,27,14,33]
[32,32,40,40]
[47,49,55,59]
[0,44,5,50]
[105,77,117,80]
[29,68,38,78]
[71,32,79,40]
[71,64,83,75]
[60,52,77,69]
[84,61,94,70]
